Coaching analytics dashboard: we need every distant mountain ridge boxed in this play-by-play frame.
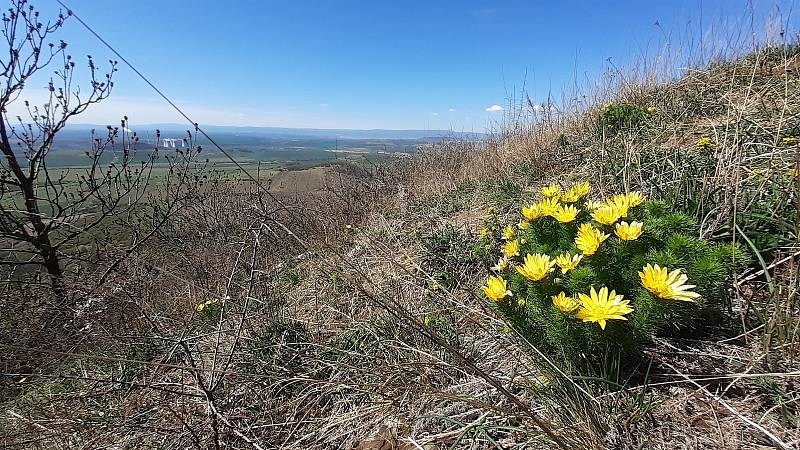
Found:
[63,123,486,140]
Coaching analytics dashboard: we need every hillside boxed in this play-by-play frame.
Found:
[2,46,800,450]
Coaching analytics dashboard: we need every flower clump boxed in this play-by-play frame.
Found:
[477,179,746,373]
[598,103,652,133]
[197,297,223,319]
[781,136,799,146]
[197,298,219,312]
[696,136,715,150]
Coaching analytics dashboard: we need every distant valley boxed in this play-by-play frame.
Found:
[38,124,485,168]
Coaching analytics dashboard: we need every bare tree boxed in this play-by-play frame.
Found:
[0,0,201,298]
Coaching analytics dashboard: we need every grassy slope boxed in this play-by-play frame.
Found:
[271,46,800,448]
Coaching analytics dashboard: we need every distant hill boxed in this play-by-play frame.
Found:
[61,123,486,141]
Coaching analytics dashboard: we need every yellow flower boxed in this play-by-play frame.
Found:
[491,257,509,272]
[584,199,604,211]
[597,193,643,222]
[482,275,512,302]
[423,316,432,326]
[561,181,589,203]
[521,203,543,221]
[787,168,800,178]
[567,181,590,199]
[197,298,219,312]
[541,183,561,198]
[502,240,520,258]
[517,220,530,230]
[552,292,580,313]
[615,221,643,241]
[502,225,516,240]
[575,287,633,330]
[605,194,635,217]
[560,189,581,203]
[696,136,714,150]
[593,204,623,225]
[515,253,556,281]
[647,106,657,113]
[555,252,583,274]
[479,227,489,238]
[781,137,799,146]
[575,223,609,256]
[538,197,561,217]
[488,206,496,214]
[552,204,579,223]
[639,264,700,302]
[625,192,645,207]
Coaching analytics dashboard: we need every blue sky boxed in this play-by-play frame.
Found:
[21,0,799,130]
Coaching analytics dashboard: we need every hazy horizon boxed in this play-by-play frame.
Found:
[62,122,485,134]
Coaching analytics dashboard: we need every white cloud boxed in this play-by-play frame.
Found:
[485,104,504,113]
[431,112,439,116]
[448,108,456,112]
